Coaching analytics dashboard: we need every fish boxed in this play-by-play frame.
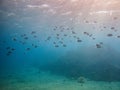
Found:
[77,39,82,42]
[117,36,120,38]
[12,38,17,41]
[72,31,76,34]
[26,48,30,51]
[11,48,15,51]
[6,47,11,50]
[33,35,37,38]
[96,44,102,48]
[31,31,36,34]
[111,27,115,30]
[63,44,67,47]
[107,34,113,37]
[24,37,28,40]
[55,45,59,47]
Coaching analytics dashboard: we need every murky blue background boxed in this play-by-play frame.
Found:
[0,0,120,83]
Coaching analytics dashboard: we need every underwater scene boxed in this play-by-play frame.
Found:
[0,0,120,90]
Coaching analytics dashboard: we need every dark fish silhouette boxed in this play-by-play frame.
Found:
[67,28,69,30]
[11,48,15,51]
[77,39,82,42]
[55,45,59,47]
[113,17,118,20]
[72,31,76,34]
[84,32,89,35]
[59,41,63,44]
[6,47,11,50]
[33,35,37,38]
[107,34,113,37]
[63,44,67,47]
[53,28,57,31]
[99,42,103,45]
[85,20,89,23]
[6,53,10,56]
[26,48,30,51]
[92,38,96,40]
[96,44,102,48]
[89,34,92,37]
[56,37,59,40]
[21,34,26,37]
[47,36,51,40]
[53,42,56,44]
[111,27,115,30]
[6,51,12,56]
[64,34,67,36]
[56,34,59,36]
[73,36,77,38]
[34,45,38,48]
[24,37,28,40]
[94,21,97,23]
[8,51,12,54]
[103,26,106,29]
[117,36,120,38]
[12,38,17,41]
[60,30,64,32]
[31,31,36,34]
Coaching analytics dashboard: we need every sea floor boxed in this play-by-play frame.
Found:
[0,68,120,90]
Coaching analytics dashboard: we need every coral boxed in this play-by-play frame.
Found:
[77,76,86,86]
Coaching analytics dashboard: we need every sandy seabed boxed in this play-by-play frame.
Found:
[0,68,120,90]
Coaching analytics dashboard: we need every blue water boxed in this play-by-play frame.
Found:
[0,0,120,90]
